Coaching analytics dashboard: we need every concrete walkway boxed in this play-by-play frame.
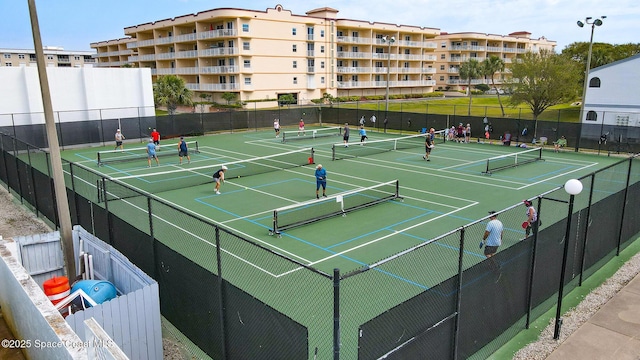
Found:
[547,273,640,359]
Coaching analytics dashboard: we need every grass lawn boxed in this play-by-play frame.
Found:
[335,96,581,122]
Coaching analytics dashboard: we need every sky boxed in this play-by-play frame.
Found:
[3,0,639,52]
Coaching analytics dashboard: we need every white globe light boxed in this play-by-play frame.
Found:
[564,179,583,195]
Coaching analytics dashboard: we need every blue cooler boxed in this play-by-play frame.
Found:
[71,280,117,307]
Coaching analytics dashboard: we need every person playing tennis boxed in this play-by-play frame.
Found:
[274,119,281,138]
[151,128,160,150]
[178,136,190,164]
[359,125,368,144]
[315,164,327,199]
[423,128,435,161]
[298,119,305,136]
[114,128,125,151]
[146,138,159,167]
[482,210,504,282]
[213,165,228,195]
[522,199,539,240]
[343,123,350,147]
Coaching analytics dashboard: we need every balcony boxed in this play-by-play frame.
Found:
[336,36,372,45]
[336,51,371,59]
[187,83,240,91]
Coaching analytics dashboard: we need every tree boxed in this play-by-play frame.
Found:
[197,93,212,113]
[221,92,237,105]
[508,50,580,138]
[278,94,296,108]
[482,55,506,116]
[459,59,482,115]
[153,75,193,115]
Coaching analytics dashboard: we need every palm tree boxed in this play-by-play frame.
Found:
[459,59,482,115]
[153,75,193,115]
[482,55,506,116]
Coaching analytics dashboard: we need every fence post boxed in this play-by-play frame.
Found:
[615,159,634,256]
[215,226,228,360]
[453,227,465,360]
[525,197,543,328]
[578,173,596,286]
[333,268,340,360]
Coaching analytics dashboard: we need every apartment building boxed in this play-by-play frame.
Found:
[90,4,555,104]
[434,32,556,91]
[1,46,96,68]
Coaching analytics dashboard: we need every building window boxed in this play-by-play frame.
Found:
[321,46,325,53]
[293,61,297,68]
[244,77,251,85]
[5,62,12,66]
[320,61,325,69]
[337,75,343,82]
[441,42,447,48]
[439,76,445,81]
[292,28,297,36]
[47,55,53,60]
[293,77,298,84]
[243,60,251,68]
[292,45,297,52]
[321,77,325,84]
[3,54,10,59]
[589,77,601,88]
[74,56,80,60]
[18,54,25,59]
[440,54,445,59]
[242,24,249,32]
[586,111,597,121]
[243,42,250,50]
[321,30,325,37]
[440,65,445,70]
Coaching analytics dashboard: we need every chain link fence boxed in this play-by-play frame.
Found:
[0,130,638,359]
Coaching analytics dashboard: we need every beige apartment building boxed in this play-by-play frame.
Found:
[91,4,555,104]
[434,31,556,91]
[1,46,96,68]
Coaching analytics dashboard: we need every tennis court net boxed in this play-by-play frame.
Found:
[100,147,315,201]
[270,179,400,235]
[97,141,199,166]
[482,147,543,174]
[282,126,342,143]
[332,130,445,160]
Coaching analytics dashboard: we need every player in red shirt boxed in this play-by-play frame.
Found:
[151,128,160,150]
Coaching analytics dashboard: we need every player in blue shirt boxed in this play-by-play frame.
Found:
[315,164,327,199]
[178,137,191,164]
[146,139,159,167]
[359,125,368,144]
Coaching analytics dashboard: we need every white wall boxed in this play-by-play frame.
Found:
[0,67,154,126]
[583,55,640,126]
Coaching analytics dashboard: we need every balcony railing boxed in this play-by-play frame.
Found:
[186,83,240,91]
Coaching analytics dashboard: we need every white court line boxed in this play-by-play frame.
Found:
[62,166,313,273]
[301,201,478,269]
[516,162,600,190]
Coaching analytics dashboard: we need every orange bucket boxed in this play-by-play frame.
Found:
[308,157,314,164]
[43,276,70,305]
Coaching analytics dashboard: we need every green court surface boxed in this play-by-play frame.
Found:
[55,124,626,358]
[60,124,621,278]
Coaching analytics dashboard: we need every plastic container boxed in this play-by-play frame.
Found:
[43,276,70,305]
[71,280,117,307]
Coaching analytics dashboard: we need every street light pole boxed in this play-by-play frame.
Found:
[576,16,605,123]
[382,35,395,115]
[554,179,584,340]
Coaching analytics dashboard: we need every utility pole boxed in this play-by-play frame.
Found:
[28,0,75,277]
